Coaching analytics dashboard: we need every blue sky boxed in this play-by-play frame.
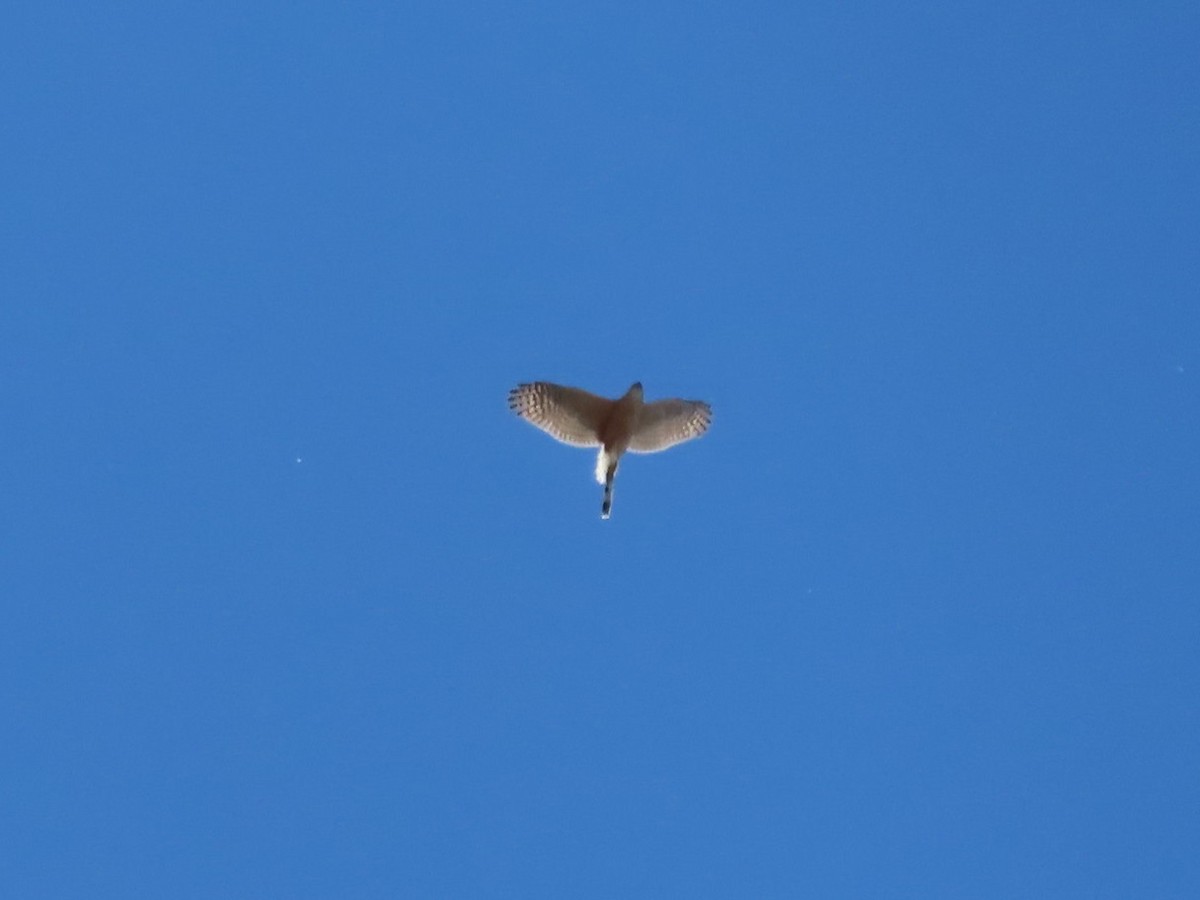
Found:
[3,2,1198,896]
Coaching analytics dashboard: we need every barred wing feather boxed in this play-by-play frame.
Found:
[507,382,611,447]
[628,399,712,453]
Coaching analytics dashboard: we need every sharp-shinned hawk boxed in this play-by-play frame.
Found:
[508,381,712,519]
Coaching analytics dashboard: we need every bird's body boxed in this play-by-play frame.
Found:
[508,381,711,518]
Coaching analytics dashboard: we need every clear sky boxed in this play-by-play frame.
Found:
[3,2,1198,897]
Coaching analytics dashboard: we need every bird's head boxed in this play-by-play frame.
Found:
[628,382,644,399]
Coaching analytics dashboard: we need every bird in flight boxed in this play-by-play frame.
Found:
[508,381,712,519]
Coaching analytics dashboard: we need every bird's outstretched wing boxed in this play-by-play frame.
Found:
[628,399,712,453]
[508,382,611,447]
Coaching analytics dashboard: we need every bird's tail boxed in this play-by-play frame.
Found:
[596,450,619,519]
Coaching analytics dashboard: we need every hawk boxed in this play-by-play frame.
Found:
[508,381,712,518]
